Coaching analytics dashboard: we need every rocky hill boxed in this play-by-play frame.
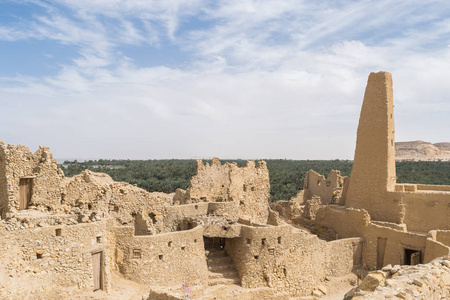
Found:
[396,140,450,161]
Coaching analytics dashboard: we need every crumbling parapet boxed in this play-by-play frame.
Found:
[62,169,173,227]
[187,158,230,203]
[182,158,271,224]
[228,160,270,224]
[303,196,322,220]
[0,142,64,216]
[303,169,346,205]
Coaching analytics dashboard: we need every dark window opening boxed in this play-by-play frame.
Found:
[404,248,421,265]
[133,249,141,259]
[149,212,157,224]
[55,228,62,236]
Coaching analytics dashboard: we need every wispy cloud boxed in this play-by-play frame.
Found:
[0,0,450,159]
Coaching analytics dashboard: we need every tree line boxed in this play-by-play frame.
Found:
[60,159,450,201]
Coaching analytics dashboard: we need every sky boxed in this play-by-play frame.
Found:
[1,0,450,160]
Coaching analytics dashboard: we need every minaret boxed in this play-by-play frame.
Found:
[345,72,397,220]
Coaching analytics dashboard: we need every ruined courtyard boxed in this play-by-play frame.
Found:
[0,72,449,299]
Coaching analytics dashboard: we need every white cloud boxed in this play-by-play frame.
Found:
[0,1,450,159]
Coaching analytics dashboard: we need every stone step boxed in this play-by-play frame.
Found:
[208,270,239,279]
[207,276,240,286]
[208,263,235,272]
[207,256,232,265]
[206,249,227,258]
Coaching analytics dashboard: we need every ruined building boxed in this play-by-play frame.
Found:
[0,71,448,300]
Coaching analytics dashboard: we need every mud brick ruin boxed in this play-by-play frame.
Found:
[0,71,449,299]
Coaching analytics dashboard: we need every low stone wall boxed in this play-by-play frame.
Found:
[424,238,450,263]
[225,224,358,297]
[0,220,111,299]
[115,225,208,286]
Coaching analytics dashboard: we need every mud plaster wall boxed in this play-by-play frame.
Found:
[398,191,450,231]
[303,170,345,204]
[423,238,450,263]
[435,230,450,247]
[0,220,111,299]
[314,206,449,270]
[363,223,428,269]
[345,72,400,223]
[225,224,359,297]
[1,143,64,214]
[314,206,369,238]
[115,225,208,286]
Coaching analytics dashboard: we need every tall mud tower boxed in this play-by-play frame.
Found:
[345,72,399,222]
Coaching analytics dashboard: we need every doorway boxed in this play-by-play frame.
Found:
[404,248,421,265]
[92,251,103,291]
[19,178,33,210]
[376,237,387,270]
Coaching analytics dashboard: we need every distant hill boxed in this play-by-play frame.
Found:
[396,140,450,161]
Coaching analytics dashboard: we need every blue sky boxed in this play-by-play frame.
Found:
[1,0,450,159]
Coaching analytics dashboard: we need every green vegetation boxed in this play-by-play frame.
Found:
[60,159,450,202]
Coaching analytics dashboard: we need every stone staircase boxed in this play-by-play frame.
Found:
[206,248,240,286]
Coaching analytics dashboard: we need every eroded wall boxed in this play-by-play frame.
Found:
[228,160,270,224]
[182,158,270,224]
[0,220,111,299]
[314,206,450,270]
[0,143,64,214]
[115,225,208,286]
[303,170,346,204]
[225,224,361,297]
[188,158,230,202]
[61,170,174,228]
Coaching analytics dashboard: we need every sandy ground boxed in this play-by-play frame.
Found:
[72,271,149,300]
[68,269,363,300]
